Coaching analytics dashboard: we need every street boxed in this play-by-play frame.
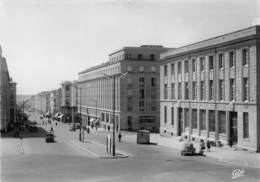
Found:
[1,113,259,182]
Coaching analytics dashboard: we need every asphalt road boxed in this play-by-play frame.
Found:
[1,112,259,182]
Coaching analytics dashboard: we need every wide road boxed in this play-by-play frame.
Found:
[1,113,259,182]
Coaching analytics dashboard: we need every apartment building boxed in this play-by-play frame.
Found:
[60,81,78,123]
[160,26,260,152]
[0,45,17,131]
[78,45,170,132]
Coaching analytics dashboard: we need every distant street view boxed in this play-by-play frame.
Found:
[1,0,260,182]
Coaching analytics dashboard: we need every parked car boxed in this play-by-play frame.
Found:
[45,132,55,143]
[180,142,196,156]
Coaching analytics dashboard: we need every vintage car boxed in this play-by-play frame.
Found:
[45,132,55,143]
[180,142,196,156]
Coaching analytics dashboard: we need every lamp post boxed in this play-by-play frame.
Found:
[79,87,82,141]
[102,72,128,156]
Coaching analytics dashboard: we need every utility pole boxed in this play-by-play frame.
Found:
[112,75,116,156]
[79,87,82,141]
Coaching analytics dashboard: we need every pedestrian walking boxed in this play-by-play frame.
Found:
[199,140,205,154]
[118,133,122,142]
[206,140,211,152]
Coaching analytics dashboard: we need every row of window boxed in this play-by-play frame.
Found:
[164,107,249,139]
[127,77,157,88]
[110,53,155,62]
[127,65,157,72]
[164,77,249,101]
[164,48,249,76]
[125,53,155,60]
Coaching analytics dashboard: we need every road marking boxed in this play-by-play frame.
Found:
[70,141,99,158]
[19,139,24,154]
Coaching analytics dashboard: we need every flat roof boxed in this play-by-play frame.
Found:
[160,25,260,60]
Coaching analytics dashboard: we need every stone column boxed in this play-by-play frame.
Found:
[226,111,230,144]
[206,109,209,138]
[215,110,219,142]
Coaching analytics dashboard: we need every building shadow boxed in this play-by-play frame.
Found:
[1,120,48,139]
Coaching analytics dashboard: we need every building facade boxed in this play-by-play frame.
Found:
[60,81,78,123]
[160,26,260,152]
[31,91,50,115]
[0,45,17,131]
[78,45,170,132]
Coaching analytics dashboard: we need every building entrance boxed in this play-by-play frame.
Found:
[178,108,183,136]
[229,112,238,145]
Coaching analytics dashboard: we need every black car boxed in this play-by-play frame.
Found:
[45,133,55,143]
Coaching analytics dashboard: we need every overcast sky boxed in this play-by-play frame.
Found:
[0,0,259,95]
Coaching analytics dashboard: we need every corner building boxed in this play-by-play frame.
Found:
[160,26,260,152]
[78,45,170,132]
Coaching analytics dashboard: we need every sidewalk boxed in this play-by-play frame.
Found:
[124,132,260,169]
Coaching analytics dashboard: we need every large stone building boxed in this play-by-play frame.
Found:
[31,91,50,115]
[159,26,260,152]
[78,45,170,132]
[0,45,17,131]
[60,81,78,123]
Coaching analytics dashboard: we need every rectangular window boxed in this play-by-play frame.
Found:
[218,111,226,133]
[219,54,224,69]
[243,112,249,138]
[230,79,235,101]
[164,65,168,76]
[171,83,175,99]
[127,116,132,129]
[139,100,144,112]
[184,108,189,128]
[192,109,197,129]
[200,57,205,71]
[164,84,168,99]
[151,77,156,87]
[178,82,182,99]
[209,56,214,70]
[209,80,214,100]
[200,110,206,130]
[185,60,189,73]
[164,106,167,123]
[151,101,156,111]
[192,82,196,100]
[127,99,132,111]
[171,63,175,75]
[151,88,156,99]
[140,89,145,99]
[229,52,234,68]
[192,59,196,72]
[200,81,205,100]
[219,79,224,101]
[139,77,145,86]
[209,110,215,132]
[242,49,249,66]
[185,82,189,100]
[178,62,181,74]
[171,107,174,125]
[243,78,248,101]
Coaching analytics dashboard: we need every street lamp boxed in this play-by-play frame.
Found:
[79,87,82,141]
[102,72,128,156]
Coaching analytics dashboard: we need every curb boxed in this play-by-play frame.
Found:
[100,154,130,159]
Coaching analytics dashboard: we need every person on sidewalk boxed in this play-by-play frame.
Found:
[118,133,122,142]
[206,140,211,152]
[199,140,206,154]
